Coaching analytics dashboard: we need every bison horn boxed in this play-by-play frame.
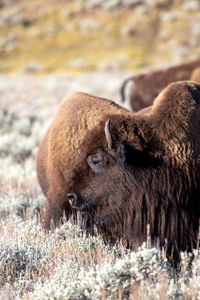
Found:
[105,118,113,150]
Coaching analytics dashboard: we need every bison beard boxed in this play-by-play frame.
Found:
[72,151,200,263]
[70,81,200,264]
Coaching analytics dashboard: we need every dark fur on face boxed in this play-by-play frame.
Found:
[71,81,200,263]
[73,155,200,263]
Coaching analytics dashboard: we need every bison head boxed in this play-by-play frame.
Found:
[69,81,200,262]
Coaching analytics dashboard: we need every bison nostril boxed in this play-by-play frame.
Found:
[67,193,77,207]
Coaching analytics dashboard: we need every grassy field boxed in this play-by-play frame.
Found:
[1,0,200,298]
[0,74,200,299]
[0,156,200,299]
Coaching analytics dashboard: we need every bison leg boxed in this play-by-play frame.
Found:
[43,190,72,230]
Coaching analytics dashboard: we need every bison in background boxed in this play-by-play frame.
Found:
[69,81,200,263]
[120,59,200,111]
[36,92,133,229]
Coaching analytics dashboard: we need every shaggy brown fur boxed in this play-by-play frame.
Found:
[70,81,200,263]
[121,59,200,111]
[36,92,133,229]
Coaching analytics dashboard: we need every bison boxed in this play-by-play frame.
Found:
[36,92,134,229]
[69,81,200,263]
[120,59,200,111]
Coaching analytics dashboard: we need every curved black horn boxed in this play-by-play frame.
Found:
[105,118,113,150]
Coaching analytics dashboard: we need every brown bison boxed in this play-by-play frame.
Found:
[121,59,200,111]
[69,81,200,263]
[36,92,133,229]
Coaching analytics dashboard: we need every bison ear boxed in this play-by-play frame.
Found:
[104,115,157,166]
[104,114,152,152]
[105,81,200,162]
[151,81,200,141]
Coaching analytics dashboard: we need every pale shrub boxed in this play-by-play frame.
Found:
[0,157,42,214]
[26,238,167,300]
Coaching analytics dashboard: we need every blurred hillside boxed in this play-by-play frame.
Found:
[1,3,200,298]
[0,0,200,74]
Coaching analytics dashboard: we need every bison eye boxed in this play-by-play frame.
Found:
[87,151,104,174]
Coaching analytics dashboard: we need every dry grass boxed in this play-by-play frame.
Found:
[0,105,200,300]
[1,2,200,296]
[0,165,199,300]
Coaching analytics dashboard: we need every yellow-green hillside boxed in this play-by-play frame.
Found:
[0,0,200,73]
